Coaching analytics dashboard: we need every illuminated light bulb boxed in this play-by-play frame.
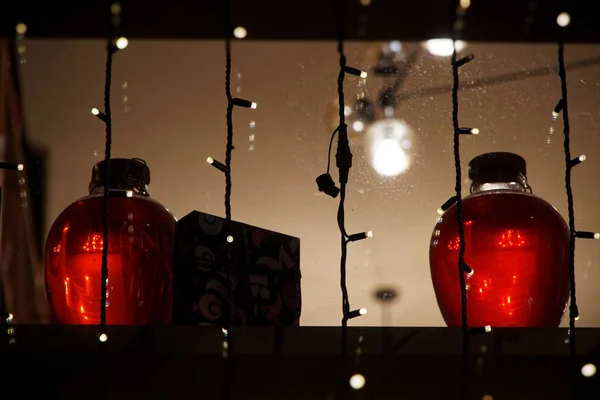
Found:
[115,37,129,50]
[91,108,100,115]
[233,26,247,39]
[126,190,133,197]
[226,235,234,243]
[471,128,480,135]
[349,374,366,390]
[15,23,27,35]
[221,327,228,337]
[556,12,571,27]
[579,155,587,162]
[250,102,257,109]
[17,164,24,171]
[424,39,466,57]
[460,0,471,8]
[484,325,492,332]
[366,230,373,238]
[344,105,352,117]
[99,333,108,342]
[207,157,214,164]
[389,40,402,52]
[581,363,597,378]
[360,71,368,79]
[595,233,600,240]
[6,313,13,322]
[359,308,368,315]
[437,208,445,215]
[353,121,365,132]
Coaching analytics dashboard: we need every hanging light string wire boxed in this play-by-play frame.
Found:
[451,47,468,336]
[99,5,116,341]
[558,38,577,355]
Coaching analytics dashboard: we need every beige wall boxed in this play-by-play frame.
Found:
[18,39,600,326]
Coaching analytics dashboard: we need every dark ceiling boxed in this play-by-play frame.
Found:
[1,0,599,42]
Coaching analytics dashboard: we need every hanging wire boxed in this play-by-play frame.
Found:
[558,35,578,356]
[99,4,117,342]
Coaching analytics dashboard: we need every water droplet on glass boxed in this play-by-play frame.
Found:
[249,121,256,129]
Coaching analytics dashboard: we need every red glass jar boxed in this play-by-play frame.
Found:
[45,158,175,325]
[429,152,569,327]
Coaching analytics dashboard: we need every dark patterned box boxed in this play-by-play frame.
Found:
[174,211,301,326]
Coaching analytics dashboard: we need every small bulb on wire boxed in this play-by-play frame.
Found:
[556,12,571,27]
[459,127,479,135]
[552,99,564,119]
[0,162,24,171]
[437,196,457,214]
[575,231,600,240]
[115,37,129,50]
[99,333,108,342]
[232,98,257,109]
[233,26,247,39]
[15,22,27,35]
[569,155,586,167]
[348,231,373,242]
[455,54,475,67]
[581,363,597,378]
[344,66,368,79]
[349,374,366,390]
[469,325,492,335]
[91,108,108,123]
[347,308,368,319]
[226,235,234,243]
[207,157,228,173]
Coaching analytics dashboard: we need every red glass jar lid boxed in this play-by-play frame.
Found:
[468,152,527,183]
[89,158,150,193]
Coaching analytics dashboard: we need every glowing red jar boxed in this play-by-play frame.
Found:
[45,159,175,325]
[430,152,569,327]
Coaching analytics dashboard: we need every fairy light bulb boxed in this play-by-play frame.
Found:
[15,23,27,35]
[233,26,247,39]
[349,374,366,389]
[359,308,368,315]
[227,235,234,243]
[91,108,100,115]
[557,12,571,27]
[250,102,257,109]
[99,333,108,342]
[581,363,597,378]
[115,37,129,50]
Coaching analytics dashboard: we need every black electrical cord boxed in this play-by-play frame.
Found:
[558,40,577,354]
[222,1,235,399]
[326,126,340,174]
[334,0,353,398]
[451,47,469,336]
[99,9,115,341]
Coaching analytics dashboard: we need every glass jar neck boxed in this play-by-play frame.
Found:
[470,173,531,195]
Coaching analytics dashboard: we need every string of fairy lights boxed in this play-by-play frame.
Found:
[204,0,258,365]
[88,2,130,344]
